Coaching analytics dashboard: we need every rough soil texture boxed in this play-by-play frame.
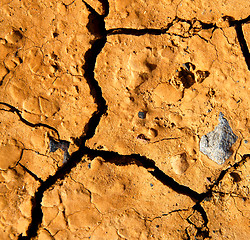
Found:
[0,0,249,239]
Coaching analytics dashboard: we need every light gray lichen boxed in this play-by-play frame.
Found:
[199,112,238,164]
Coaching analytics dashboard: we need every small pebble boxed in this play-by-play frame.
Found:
[138,111,146,119]
[244,140,248,144]
[150,183,153,187]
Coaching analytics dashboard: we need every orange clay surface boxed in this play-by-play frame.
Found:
[0,0,249,239]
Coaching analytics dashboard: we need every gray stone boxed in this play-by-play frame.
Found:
[49,138,70,164]
[138,111,146,119]
[200,112,238,164]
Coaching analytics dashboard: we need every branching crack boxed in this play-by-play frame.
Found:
[18,162,43,183]
[205,154,250,195]
[192,203,209,235]
[82,147,204,202]
[0,102,60,139]
[107,16,217,37]
[224,15,250,70]
[147,208,190,222]
[80,1,108,145]
[15,2,250,239]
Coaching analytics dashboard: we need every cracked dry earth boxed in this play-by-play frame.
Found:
[0,0,249,240]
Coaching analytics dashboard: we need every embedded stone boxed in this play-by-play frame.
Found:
[200,112,238,164]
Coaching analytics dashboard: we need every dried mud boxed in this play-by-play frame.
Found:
[0,0,249,239]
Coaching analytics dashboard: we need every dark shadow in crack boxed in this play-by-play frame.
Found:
[224,15,250,70]
[19,163,43,183]
[83,146,204,202]
[17,6,249,239]
[17,145,208,239]
[18,1,110,239]
[97,0,109,17]
[85,3,106,36]
[207,154,250,190]
[81,38,108,143]
[106,17,217,36]
[80,0,108,144]
[234,23,250,70]
[192,203,209,238]
[17,149,84,240]
[0,102,60,139]
[107,27,172,36]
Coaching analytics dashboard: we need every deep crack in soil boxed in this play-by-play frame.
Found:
[229,15,250,70]
[106,17,217,36]
[17,0,109,239]
[14,1,249,239]
[0,102,60,139]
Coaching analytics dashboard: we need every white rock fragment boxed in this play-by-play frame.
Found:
[200,112,238,164]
